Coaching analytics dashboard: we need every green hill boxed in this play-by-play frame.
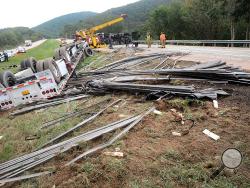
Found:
[63,0,172,35]
[0,27,43,50]
[33,11,97,38]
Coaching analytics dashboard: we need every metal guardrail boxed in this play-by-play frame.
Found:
[133,40,250,47]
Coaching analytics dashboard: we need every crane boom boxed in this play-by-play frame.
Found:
[76,14,127,48]
[88,14,127,34]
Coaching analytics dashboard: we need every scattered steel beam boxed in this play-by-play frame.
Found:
[40,99,122,148]
[40,98,111,129]
[10,95,89,116]
[0,171,51,184]
[66,106,155,165]
[0,116,138,180]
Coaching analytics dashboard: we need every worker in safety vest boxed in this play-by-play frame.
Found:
[146,32,152,48]
[160,32,166,48]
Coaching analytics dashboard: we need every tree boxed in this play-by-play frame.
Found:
[233,0,250,40]
[148,2,186,39]
[183,0,227,40]
[219,0,238,41]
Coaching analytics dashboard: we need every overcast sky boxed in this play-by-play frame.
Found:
[0,0,140,29]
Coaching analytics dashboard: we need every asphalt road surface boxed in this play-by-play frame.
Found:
[25,39,47,50]
[142,44,250,70]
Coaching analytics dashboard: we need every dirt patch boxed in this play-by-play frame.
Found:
[34,86,250,187]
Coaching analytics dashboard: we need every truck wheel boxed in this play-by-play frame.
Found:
[53,48,60,60]
[20,60,27,70]
[25,57,37,72]
[43,58,61,83]
[85,47,93,57]
[0,71,17,87]
[36,60,44,72]
[54,47,70,62]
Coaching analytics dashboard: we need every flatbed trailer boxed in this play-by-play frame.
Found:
[0,41,92,110]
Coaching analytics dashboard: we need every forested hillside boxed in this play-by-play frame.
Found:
[62,0,172,38]
[0,27,43,50]
[62,0,249,41]
[147,0,250,40]
[33,11,97,38]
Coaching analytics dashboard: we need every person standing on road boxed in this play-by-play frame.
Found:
[124,36,129,47]
[160,32,166,48]
[3,51,8,62]
[146,32,152,48]
[108,33,113,49]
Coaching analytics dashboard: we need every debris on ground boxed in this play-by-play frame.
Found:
[0,47,249,187]
[203,129,220,141]
[0,106,154,181]
[153,109,162,115]
[213,100,219,109]
[172,131,182,136]
[0,171,51,185]
[103,151,124,157]
[170,108,185,125]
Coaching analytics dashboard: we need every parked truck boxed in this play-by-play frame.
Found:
[76,14,127,48]
[25,40,32,47]
[0,41,93,110]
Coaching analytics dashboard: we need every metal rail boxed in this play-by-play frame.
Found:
[133,40,250,47]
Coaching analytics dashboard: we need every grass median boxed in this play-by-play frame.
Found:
[0,39,60,73]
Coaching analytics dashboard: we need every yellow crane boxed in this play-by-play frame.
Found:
[76,14,127,48]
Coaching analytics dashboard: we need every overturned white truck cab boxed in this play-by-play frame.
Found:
[0,41,93,110]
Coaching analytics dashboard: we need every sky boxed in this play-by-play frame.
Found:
[0,0,140,29]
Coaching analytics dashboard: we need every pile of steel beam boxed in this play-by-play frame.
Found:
[95,52,183,71]
[69,59,250,87]
[0,115,144,180]
[64,56,250,100]
[86,80,228,100]
[133,61,250,85]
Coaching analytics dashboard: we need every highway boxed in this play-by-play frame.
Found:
[142,44,250,70]
[24,39,47,50]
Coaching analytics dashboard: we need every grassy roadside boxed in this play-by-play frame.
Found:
[0,39,60,73]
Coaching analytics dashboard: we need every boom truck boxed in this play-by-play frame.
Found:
[0,41,93,111]
[76,14,127,48]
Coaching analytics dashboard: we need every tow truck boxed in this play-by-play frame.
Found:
[76,14,127,48]
[0,41,93,110]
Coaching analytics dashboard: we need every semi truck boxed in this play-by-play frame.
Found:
[0,41,92,111]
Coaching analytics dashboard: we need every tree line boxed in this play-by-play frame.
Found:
[0,27,43,50]
[145,0,250,40]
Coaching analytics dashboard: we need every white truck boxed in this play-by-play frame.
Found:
[0,41,93,111]
[25,40,32,47]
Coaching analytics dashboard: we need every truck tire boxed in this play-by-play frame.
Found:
[36,60,45,72]
[43,58,61,83]
[25,57,37,72]
[53,48,60,60]
[0,71,17,87]
[84,47,93,57]
[20,60,27,70]
[54,47,70,62]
